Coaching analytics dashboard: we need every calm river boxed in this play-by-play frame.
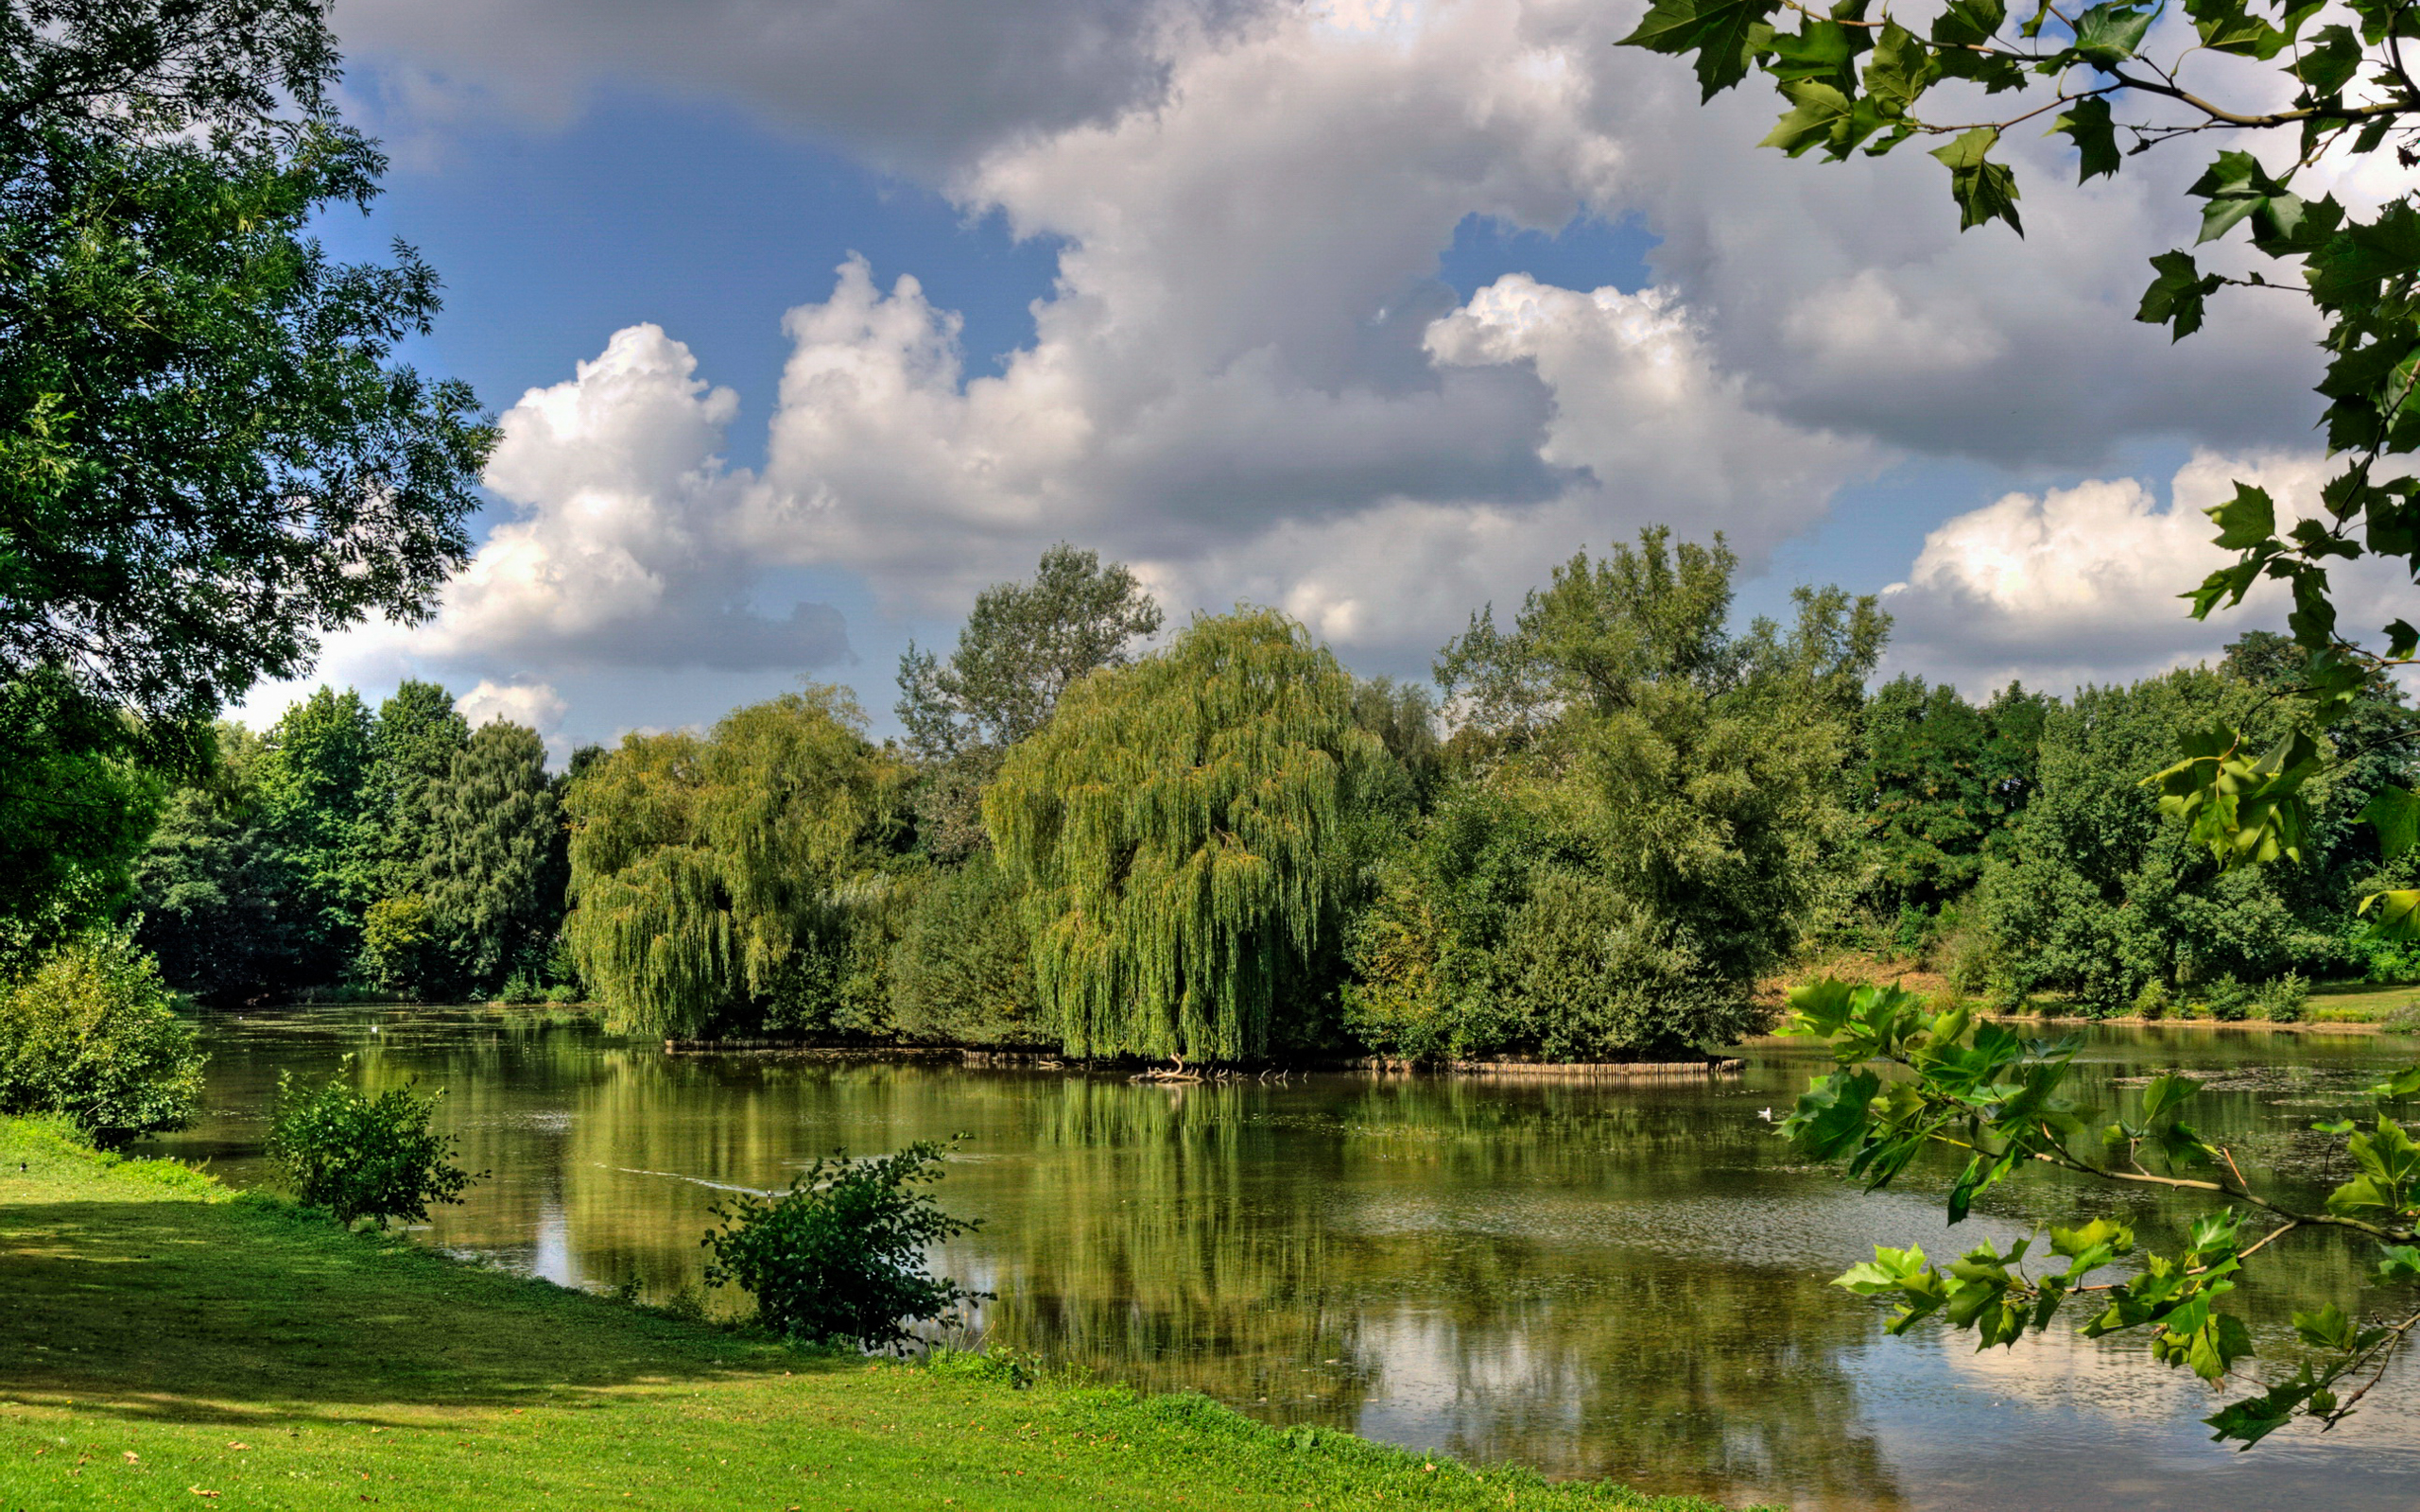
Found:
[148,1005,2420,1512]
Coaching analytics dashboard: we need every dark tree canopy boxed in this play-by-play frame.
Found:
[359,680,470,902]
[1854,676,2048,915]
[0,0,493,730]
[424,721,558,988]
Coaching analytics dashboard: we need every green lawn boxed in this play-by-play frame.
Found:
[0,1117,1755,1512]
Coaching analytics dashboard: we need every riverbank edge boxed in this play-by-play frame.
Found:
[657,1039,1751,1076]
[0,1115,1763,1512]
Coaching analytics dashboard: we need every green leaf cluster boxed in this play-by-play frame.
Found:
[1783,972,2420,1447]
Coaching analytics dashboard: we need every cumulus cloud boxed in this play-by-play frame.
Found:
[334,0,1273,172]
[1878,450,2414,694]
[426,324,847,677]
[456,679,570,736]
[315,0,2377,714]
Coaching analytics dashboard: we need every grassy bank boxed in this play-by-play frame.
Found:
[1772,955,2420,1032]
[0,1118,1754,1512]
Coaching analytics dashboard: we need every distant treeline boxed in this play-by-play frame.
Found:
[134,688,576,1005]
[127,537,2420,1057]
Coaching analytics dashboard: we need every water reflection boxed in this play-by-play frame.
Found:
[151,1007,2420,1512]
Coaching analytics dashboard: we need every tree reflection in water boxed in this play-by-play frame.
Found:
[155,1006,2420,1512]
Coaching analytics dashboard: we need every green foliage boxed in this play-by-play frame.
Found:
[1350,677,1444,810]
[0,930,201,1147]
[1781,976,2420,1449]
[989,610,1386,1062]
[1495,875,1758,1059]
[564,687,903,1038]
[1621,0,2420,926]
[700,1141,983,1349]
[266,1061,476,1228]
[1383,529,1882,1060]
[1851,676,2046,916]
[897,543,1164,763]
[357,893,439,996]
[1341,782,1574,1060]
[424,720,561,993]
[359,681,470,904]
[1973,662,2374,1012]
[132,723,298,1003]
[0,3,492,734]
[1436,526,1765,740]
[2257,970,2310,1022]
[0,669,170,975]
[254,687,379,982]
[2202,972,2256,1022]
[890,854,1046,1046]
[2133,980,2171,1022]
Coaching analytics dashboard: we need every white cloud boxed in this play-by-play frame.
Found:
[233,326,851,742]
[1877,450,2411,694]
[320,0,2390,716]
[456,679,569,736]
[427,324,848,676]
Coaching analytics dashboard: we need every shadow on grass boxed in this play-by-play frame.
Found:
[0,1193,828,1427]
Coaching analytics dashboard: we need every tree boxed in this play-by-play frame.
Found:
[1977,668,2351,1011]
[1351,676,1445,810]
[888,853,1045,1047]
[1438,526,1751,740]
[895,543,1164,762]
[0,669,166,973]
[424,720,557,992]
[131,723,295,1003]
[562,688,903,1037]
[0,0,493,733]
[252,686,375,983]
[1853,677,2047,917]
[358,680,469,905]
[0,2,488,1007]
[987,609,1388,1062]
[0,927,201,1147]
[1617,0,2420,915]
[1375,529,1886,1060]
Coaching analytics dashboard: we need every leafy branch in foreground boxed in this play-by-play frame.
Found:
[1620,0,2420,921]
[1783,977,2420,1448]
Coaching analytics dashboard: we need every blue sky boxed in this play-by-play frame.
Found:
[255,0,2339,752]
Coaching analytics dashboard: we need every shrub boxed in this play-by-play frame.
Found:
[2384,1001,2420,1035]
[0,931,203,1147]
[267,1063,478,1228]
[1495,879,1762,1058]
[701,1140,983,1349]
[2201,973,2255,1022]
[2131,980,2171,1022]
[2256,971,2308,1024]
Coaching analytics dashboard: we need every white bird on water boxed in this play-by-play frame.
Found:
[1756,1108,1775,1122]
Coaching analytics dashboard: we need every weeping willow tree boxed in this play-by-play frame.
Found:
[986,609,1386,1062]
[562,687,901,1036]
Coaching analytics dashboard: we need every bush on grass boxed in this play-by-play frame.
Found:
[0,930,202,1147]
[2201,973,2256,1022]
[2132,980,2171,1022]
[267,1061,478,1228]
[702,1140,983,1350]
[2256,971,2309,1023]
